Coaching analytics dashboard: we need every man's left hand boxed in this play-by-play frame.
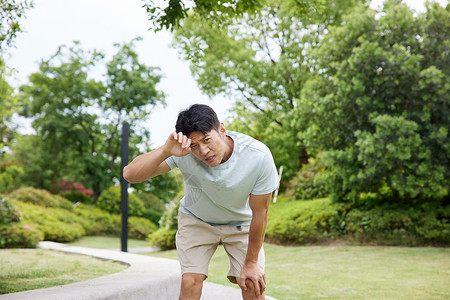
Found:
[237,261,266,297]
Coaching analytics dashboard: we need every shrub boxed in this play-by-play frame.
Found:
[40,221,85,242]
[0,197,20,225]
[0,223,43,248]
[344,205,450,246]
[286,157,327,200]
[73,204,120,236]
[136,192,166,212]
[97,186,145,217]
[8,187,74,211]
[142,209,163,225]
[147,192,181,250]
[148,227,177,250]
[128,216,157,240]
[12,199,86,242]
[54,180,94,197]
[61,190,95,204]
[266,198,346,245]
[0,163,24,194]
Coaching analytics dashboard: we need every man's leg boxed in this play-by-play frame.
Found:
[180,273,206,300]
[241,279,265,300]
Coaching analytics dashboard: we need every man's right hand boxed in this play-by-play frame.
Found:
[163,132,192,157]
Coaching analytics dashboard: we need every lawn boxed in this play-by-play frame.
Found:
[0,248,127,294]
[66,236,150,249]
[145,244,450,300]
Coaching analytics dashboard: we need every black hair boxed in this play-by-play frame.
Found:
[175,104,220,136]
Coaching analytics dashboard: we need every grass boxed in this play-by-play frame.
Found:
[145,243,450,300]
[0,249,127,295]
[66,236,151,249]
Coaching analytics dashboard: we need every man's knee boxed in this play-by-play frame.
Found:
[180,273,206,299]
[241,279,265,300]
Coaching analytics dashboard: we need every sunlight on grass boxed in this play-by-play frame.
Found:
[145,244,450,299]
[0,249,127,295]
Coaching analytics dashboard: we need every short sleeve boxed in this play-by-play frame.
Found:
[251,151,279,195]
[165,156,178,170]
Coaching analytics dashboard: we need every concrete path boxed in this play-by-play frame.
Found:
[0,242,277,300]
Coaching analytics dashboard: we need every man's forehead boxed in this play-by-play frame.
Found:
[188,131,210,143]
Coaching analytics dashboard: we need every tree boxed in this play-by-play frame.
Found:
[17,39,166,196]
[298,0,449,203]
[0,58,21,149]
[142,0,323,31]
[171,0,364,180]
[0,0,33,51]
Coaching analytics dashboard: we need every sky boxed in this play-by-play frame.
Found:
[5,0,445,147]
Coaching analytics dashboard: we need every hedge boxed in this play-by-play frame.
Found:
[266,198,450,246]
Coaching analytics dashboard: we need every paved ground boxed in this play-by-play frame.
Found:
[0,242,277,300]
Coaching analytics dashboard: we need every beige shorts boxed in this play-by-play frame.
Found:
[176,211,265,283]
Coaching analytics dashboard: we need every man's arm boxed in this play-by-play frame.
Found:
[237,192,271,297]
[123,132,191,184]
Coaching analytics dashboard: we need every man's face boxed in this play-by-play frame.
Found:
[188,124,231,167]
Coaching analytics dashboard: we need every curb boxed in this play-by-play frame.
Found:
[0,242,277,300]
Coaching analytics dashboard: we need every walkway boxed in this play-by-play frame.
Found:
[0,242,277,300]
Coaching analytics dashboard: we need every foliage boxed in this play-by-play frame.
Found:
[0,223,43,248]
[142,209,163,225]
[147,227,177,250]
[55,180,94,197]
[286,157,327,200]
[60,190,95,205]
[172,0,364,180]
[132,169,183,203]
[344,204,450,246]
[0,162,23,194]
[128,216,157,240]
[266,198,346,245]
[0,0,33,51]
[297,1,449,202]
[8,187,74,211]
[17,39,165,196]
[147,190,181,250]
[12,200,86,242]
[97,185,145,217]
[135,191,166,212]
[267,197,450,246]
[142,0,324,31]
[73,204,121,236]
[0,58,24,149]
[0,196,20,225]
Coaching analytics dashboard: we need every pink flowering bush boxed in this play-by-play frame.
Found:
[0,223,43,248]
[54,180,94,196]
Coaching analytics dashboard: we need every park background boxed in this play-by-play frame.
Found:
[1,0,449,298]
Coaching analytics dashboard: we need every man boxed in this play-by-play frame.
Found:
[124,104,279,300]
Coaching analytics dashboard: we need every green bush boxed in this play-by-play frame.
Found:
[344,205,450,246]
[8,187,74,211]
[266,198,346,245]
[148,227,177,250]
[97,186,145,217]
[0,223,43,248]
[0,163,24,194]
[128,216,157,240]
[0,197,20,225]
[40,221,85,242]
[60,190,95,205]
[142,209,163,225]
[147,191,181,250]
[74,204,120,236]
[12,199,86,242]
[286,157,327,200]
[136,192,166,212]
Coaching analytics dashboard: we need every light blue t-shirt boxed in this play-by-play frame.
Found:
[165,131,279,225]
